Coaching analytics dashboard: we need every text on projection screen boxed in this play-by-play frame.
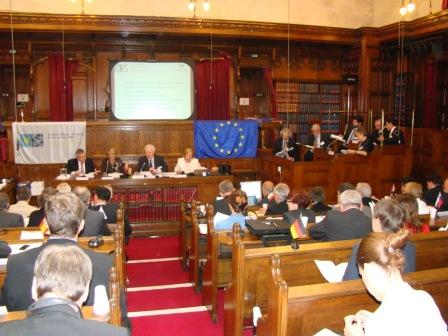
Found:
[111,62,194,120]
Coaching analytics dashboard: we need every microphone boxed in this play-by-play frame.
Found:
[188,188,198,203]
[105,160,109,174]
[139,160,146,174]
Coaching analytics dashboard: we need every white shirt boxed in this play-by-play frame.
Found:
[8,200,38,218]
[174,158,201,174]
[78,160,85,174]
[365,282,447,336]
[417,198,430,215]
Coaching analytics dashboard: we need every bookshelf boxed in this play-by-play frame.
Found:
[275,81,343,143]
[393,73,410,126]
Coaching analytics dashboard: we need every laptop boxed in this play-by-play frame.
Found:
[246,219,291,236]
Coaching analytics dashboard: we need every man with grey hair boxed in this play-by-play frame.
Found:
[356,182,377,212]
[0,192,112,311]
[304,124,331,161]
[266,183,290,215]
[66,148,95,175]
[309,189,371,241]
[257,181,275,205]
[0,192,24,228]
[0,244,128,335]
[72,186,111,237]
[136,144,168,173]
[214,179,235,215]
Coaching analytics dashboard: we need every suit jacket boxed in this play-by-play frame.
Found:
[343,125,356,142]
[0,302,128,336]
[310,202,332,215]
[79,208,111,237]
[89,203,132,238]
[423,185,442,207]
[358,137,375,153]
[307,133,331,148]
[369,128,389,145]
[28,208,44,227]
[0,210,24,228]
[283,208,316,224]
[383,127,405,145]
[343,241,416,281]
[309,208,372,242]
[0,238,112,311]
[214,198,232,215]
[266,200,289,216]
[272,138,299,161]
[101,158,124,174]
[66,158,95,174]
[135,155,168,172]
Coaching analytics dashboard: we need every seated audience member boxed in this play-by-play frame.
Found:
[0,192,112,311]
[0,192,24,228]
[8,187,38,222]
[346,127,374,155]
[67,148,95,175]
[435,177,448,212]
[396,193,429,234]
[90,186,132,240]
[272,128,298,161]
[174,147,202,174]
[309,186,332,215]
[214,193,246,230]
[399,176,417,194]
[72,186,111,237]
[257,181,274,205]
[332,182,355,210]
[309,190,371,241]
[101,147,126,174]
[356,182,377,218]
[402,182,430,215]
[28,187,58,228]
[423,172,442,206]
[214,179,234,215]
[343,115,364,143]
[343,231,447,336]
[0,244,128,336]
[285,189,316,223]
[136,144,168,173]
[233,189,248,213]
[343,199,415,281]
[378,118,405,145]
[56,182,72,193]
[265,183,290,215]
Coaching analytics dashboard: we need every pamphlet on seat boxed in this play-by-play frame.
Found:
[314,260,348,283]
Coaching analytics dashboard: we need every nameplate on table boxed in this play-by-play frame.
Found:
[20,231,44,240]
[101,176,114,180]
[76,176,89,181]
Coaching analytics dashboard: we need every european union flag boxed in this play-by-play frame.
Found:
[194,120,258,158]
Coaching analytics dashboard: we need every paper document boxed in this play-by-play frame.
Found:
[313,328,340,336]
[101,176,114,180]
[214,212,229,225]
[304,145,315,149]
[198,224,208,235]
[314,260,348,283]
[330,134,344,142]
[9,243,43,254]
[20,231,44,240]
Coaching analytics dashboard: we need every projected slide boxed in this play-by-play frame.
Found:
[111,62,194,120]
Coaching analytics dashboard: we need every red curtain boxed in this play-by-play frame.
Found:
[263,68,278,118]
[423,60,437,128]
[195,55,230,120]
[49,54,78,121]
[443,0,448,10]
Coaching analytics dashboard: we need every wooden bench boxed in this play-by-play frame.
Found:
[257,255,448,336]
[224,230,448,336]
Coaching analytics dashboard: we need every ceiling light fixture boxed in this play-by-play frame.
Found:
[188,0,195,11]
[203,0,210,11]
[407,0,416,12]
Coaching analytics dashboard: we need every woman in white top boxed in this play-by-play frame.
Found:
[344,230,447,336]
[403,182,430,215]
[174,148,202,174]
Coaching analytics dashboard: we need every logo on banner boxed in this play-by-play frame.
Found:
[18,134,44,148]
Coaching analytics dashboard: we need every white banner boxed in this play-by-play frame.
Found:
[13,122,86,164]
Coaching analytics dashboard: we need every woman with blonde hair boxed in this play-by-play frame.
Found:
[101,147,126,174]
[344,230,447,336]
[174,148,201,174]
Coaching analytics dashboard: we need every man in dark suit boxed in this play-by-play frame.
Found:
[272,128,298,161]
[369,118,388,145]
[0,192,24,228]
[423,172,442,206]
[90,186,132,241]
[343,115,364,143]
[304,123,331,161]
[136,144,168,173]
[72,186,111,237]
[66,148,95,175]
[214,179,234,215]
[309,186,332,215]
[309,189,371,241]
[0,192,112,311]
[266,183,290,215]
[28,187,58,228]
[257,181,274,206]
[0,244,128,336]
[379,118,405,145]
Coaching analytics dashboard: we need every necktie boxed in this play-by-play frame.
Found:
[282,140,287,152]
[80,162,85,174]
[148,159,152,169]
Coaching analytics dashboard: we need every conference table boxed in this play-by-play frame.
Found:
[52,174,233,236]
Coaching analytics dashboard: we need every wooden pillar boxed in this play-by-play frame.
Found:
[357,29,379,113]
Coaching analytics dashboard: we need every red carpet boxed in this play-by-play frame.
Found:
[127,287,202,312]
[126,236,180,260]
[127,261,189,287]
